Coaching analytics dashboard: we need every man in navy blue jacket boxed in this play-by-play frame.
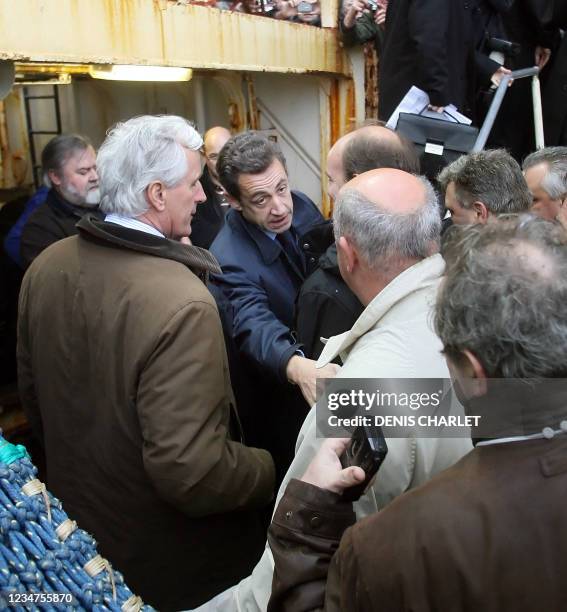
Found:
[210,132,339,483]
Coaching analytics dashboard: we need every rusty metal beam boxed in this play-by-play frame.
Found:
[0,0,350,77]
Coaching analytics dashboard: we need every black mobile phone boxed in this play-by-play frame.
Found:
[339,424,388,502]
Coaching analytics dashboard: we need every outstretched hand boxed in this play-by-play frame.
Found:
[286,355,340,407]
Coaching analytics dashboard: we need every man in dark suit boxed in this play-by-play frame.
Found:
[341,0,510,121]
[190,126,231,249]
[210,132,338,482]
[490,0,566,159]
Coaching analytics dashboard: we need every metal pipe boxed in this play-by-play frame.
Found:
[532,74,545,149]
[510,66,540,79]
[472,75,511,152]
[473,66,540,152]
[193,77,206,135]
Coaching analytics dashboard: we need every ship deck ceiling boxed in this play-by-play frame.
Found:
[0,0,350,77]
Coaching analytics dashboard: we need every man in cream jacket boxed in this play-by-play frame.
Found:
[195,169,472,611]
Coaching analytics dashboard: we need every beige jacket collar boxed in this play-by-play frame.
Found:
[317,254,445,366]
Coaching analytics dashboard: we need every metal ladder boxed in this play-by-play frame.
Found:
[23,85,62,187]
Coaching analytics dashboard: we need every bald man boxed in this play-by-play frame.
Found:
[297,124,420,359]
[197,169,471,612]
[191,126,232,249]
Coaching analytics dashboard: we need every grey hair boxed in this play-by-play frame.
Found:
[436,214,567,378]
[523,146,567,200]
[333,176,441,268]
[437,149,531,214]
[97,115,203,218]
[41,134,93,187]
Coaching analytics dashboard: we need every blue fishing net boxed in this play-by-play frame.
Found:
[0,437,153,611]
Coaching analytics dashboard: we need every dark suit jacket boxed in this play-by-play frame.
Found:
[539,3,567,146]
[296,243,363,361]
[490,0,564,158]
[210,191,323,382]
[190,166,227,249]
[209,191,323,483]
[543,35,567,146]
[269,435,567,611]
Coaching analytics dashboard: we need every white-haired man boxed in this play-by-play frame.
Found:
[523,146,567,221]
[17,115,275,611]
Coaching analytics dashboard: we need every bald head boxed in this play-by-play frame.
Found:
[327,132,356,200]
[204,126,231,181]
[326,126,419,201]
[353,124,401,144]
[341,126,419,184]
[333,168,440,285]
[346,168,427,215]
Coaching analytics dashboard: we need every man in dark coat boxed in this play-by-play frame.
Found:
[341,0,511,120]
[540,5,567,146]
[296,124,420,360]
[268,215,567,612]
[20,134,101,269]
[190,126,231,249]
[489,0,566,159]
[18,116,275,611]
[210,132,338,483]
[543,35,567,146]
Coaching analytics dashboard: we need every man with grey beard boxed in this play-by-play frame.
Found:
[20,134,101,268]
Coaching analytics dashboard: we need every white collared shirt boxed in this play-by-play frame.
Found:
[105,213,165,238]
[476,429,567,447]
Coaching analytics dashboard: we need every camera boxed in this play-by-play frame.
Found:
[366,0,379,11]
[297,0,313,13]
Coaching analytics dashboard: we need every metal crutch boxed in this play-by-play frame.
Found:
[472,66,545,152]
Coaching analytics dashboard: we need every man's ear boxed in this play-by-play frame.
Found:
[446,348,488,401]
[48,170,62,187]
[337,235,357,274]
[147,181,166,212]
[227,194,242,211]
[460,349,488,397]
[472,201,490,224]
[462,349,487,380]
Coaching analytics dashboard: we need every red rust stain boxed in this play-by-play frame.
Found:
[329,78,341,145]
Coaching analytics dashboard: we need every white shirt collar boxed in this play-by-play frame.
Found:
[105,213,165,239]
[476,424,567,447]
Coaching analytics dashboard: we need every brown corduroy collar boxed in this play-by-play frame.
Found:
[76,213,222,276]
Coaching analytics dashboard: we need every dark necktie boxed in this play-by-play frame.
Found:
[277,230,304,274]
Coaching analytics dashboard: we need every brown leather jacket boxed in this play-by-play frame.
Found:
[269,436,567,611]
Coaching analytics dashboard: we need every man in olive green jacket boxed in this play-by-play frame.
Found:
[17,116,275,611]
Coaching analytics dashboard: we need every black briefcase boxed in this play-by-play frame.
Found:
[396,111,479,179]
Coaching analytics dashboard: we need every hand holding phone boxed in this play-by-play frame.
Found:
[339,424,388,502]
